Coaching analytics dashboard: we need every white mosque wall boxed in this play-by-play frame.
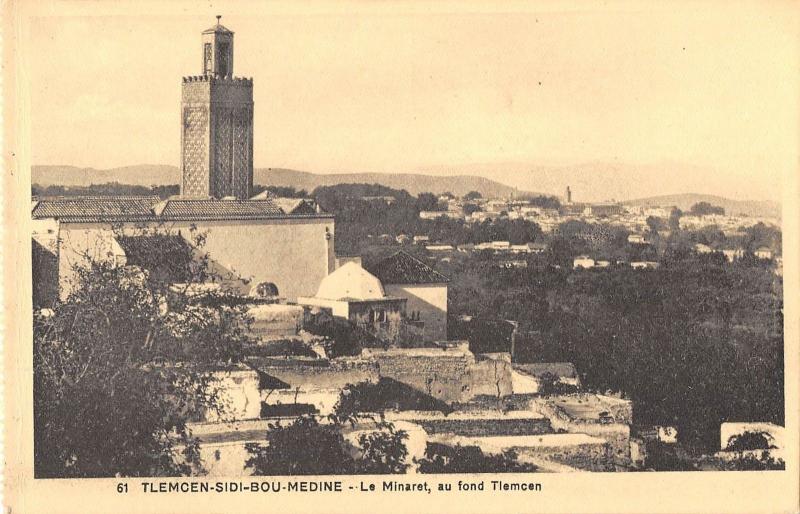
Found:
[55,217,335,301]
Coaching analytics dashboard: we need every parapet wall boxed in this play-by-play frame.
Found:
[253,357,379,391]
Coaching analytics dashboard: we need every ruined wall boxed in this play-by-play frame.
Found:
[516,440,616,472]
[528,394,633,468]
[254,357,378,415]
[365,349,512,404]
[369,349,473,403]
[411,417,552,437]
[255,357,379,391]
[465,358,514,399]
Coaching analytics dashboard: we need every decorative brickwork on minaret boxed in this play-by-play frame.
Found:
[181,17,253,199]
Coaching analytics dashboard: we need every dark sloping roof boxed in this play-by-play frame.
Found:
[203,22,233,34]
[156,199,283,220]
[115,234,197,283]
[367,251,449,285]
[31,196,161,222]
[272,198,317,215]
[32,196,332,222]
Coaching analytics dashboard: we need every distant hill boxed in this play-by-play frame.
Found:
[31,165,779,218]
[32,165,530,198]
[624,194,780,219]
[418,161,781,207]
[254,168,530,197]
[32,165,181,187]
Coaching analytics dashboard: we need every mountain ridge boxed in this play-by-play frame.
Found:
[31,164,780,218]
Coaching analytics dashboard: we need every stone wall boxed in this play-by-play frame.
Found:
[411,417,553,437]
[364,348,512,404]
[528,394,633,468]
[368,348,473,403]
[252,357,379,392]
[517,440,615,472]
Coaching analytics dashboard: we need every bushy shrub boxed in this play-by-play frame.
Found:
[415,443,537,473]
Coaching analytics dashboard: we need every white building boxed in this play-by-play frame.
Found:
[754,247,773,260]
[367,251,449,343]
[573,256,595,269]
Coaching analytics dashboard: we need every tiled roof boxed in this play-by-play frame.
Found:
[156,199,283,220]
[203,22,233,34]
[366,251,449,285]
[31,196,161,222]
[31,196,332,222]
[272,198,317,215]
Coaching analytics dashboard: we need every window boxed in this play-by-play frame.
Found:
[372,309,386,323]
[217,42,230,76]
[203,43,212,74]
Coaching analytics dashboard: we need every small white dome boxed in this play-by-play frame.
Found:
[315,262,385,301]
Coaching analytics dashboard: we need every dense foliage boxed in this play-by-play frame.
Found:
[244,416,409,475]
[724,431,776,451]
[32,182,179,199]
[415,443,537,473]
[34,227,252,477]
[443,252,783,449]
[690,201,725,216]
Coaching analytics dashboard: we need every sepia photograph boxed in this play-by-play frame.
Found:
[4,1,799,513]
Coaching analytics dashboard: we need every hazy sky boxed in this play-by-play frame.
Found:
[22,2,798,200]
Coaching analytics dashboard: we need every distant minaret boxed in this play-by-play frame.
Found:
[566,186,572,204]
[180,16,254,199]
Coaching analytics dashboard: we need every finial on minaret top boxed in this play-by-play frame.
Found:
[216,15,221,24]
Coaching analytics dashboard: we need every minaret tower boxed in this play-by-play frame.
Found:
[181,16,254,199]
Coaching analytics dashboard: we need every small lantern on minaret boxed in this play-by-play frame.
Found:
[202,15,234,78]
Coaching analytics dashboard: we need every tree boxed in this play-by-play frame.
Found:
[245,416,359,475]
[690,201,725,216]
[463,203,482,216]
[245,415,409,475]
[464,191,482,201]
[646,215,667,236]
[34,227,252,478]
[415,443,537,473]
[668,208,683,232]
[725,431,776,451]
[416,192,440,212]
[527,195,561,210]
